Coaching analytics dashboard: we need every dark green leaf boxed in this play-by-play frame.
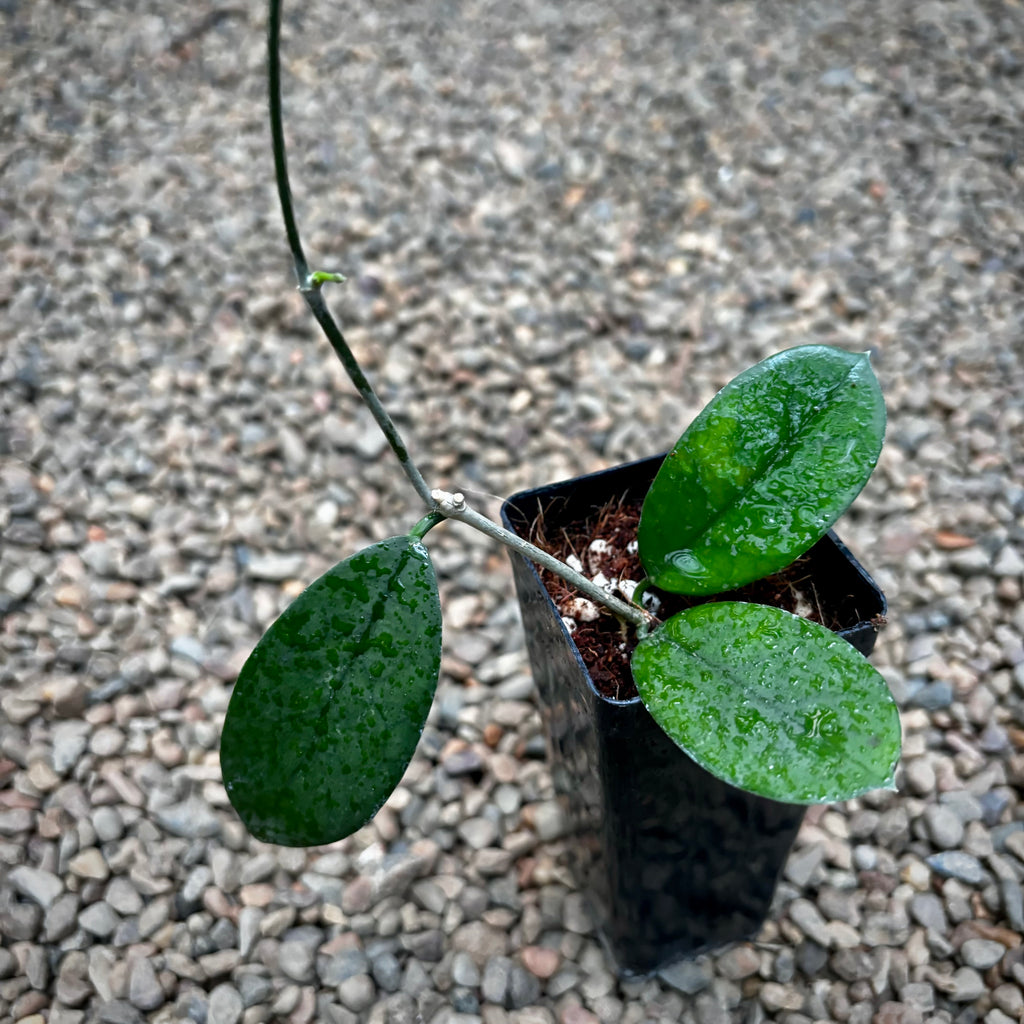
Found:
[221,536,442,846]
[638,345,885,595]
[631,602,901,804]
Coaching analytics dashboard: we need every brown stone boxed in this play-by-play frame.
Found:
[520,945,560,979]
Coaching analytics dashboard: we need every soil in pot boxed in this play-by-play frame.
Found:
[531,492,885,701]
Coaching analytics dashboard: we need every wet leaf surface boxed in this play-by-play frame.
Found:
[631,601,901,804]
[221,536,442,846]
[639,345,885,595]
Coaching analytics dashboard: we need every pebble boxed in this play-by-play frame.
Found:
[127,957,164,1012]
[482,956,513,1004]
[452,922,509,964]
[9,865,64,908]
[909,893,948,934]
[69,847,110,880]
[152,797,222,839]
[508,965,542,1008]
[370,952,402,992]
[760,982,805,1012]
[521,946,561,979]
[789,898,831,947]
[658,959,711,995]
[959,939,1006,970]
[279,940,317,983]
[458,817,499,849]
[922,805,965,849]
[337,974,377,1012]
[207,984,244,1024]
[940,966,986,1002]
[926,852,987,886]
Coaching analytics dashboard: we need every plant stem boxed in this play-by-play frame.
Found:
[431,491,655,631]
[267,0,433,509]
[266,0,654,635]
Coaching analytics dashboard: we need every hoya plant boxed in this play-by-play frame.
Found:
[220,0,901,847]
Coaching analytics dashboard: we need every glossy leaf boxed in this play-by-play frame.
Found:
[221,536,442,846]
[631,601,901,804]
[638,345,885,595]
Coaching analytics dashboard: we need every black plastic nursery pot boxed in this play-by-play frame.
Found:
[501,454,887,977]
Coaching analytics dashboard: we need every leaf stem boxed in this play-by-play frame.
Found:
[409,511,446,540]
[267,0,433,509]
[430,491,655,630]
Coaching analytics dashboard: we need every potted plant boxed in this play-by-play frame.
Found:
[219,0,902,976]
[499,451,890,974]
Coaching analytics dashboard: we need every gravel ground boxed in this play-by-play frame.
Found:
[2,1,1024,1022]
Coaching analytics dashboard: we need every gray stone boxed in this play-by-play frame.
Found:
[482,956,513,1004]
[0,807,34,837]
[96,999,143,1024]
[170,635,207,663]
[784,843,825,887]
[562,893,594,934]
[795,940,828,977]
[831,948,876,982]
[56,950,93,1006]
[959,938,1004,970]
[909,892,948,933]
[451,951,481,987]
[899,982,936,1013]
[530,800,567,841]
[695,992,731,1024]
[319,949,370,986]
[45,892,82,941]
[4,566,36,599]
[659,958,712,994]
[52,720,92,774]
[400,929,444,962]
[105,877,143,916]
[371,841,439,901]
[442,746,485,776]
[236,972,273,1007]
[923,805,964,849]
[79,901,121,938]
[993,544,1024,575]
[0,948,17,978]
[451,986,480,1014]
[207,983,244,1024]
[247,553,305,581]
[278,940,316,983]
[93,806,125,843]
[926,852,986,885]
[370,951,402,993]
[9,864,64,908]
[128,957,165,1011]
[211,848,241,892]
[717,945,761,980]
[945,966,985,1002]
[508,965,541,1008]
[337,974,376,1013]
[381,993,418,1024]
[239,853,278,885]
[153,797,221,838]
[457,817,498,850]
[912,681,954,711]
[999,876,1024,931]
[238,907,262,958]
[452,921,508,964]
[789,898,831,947]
